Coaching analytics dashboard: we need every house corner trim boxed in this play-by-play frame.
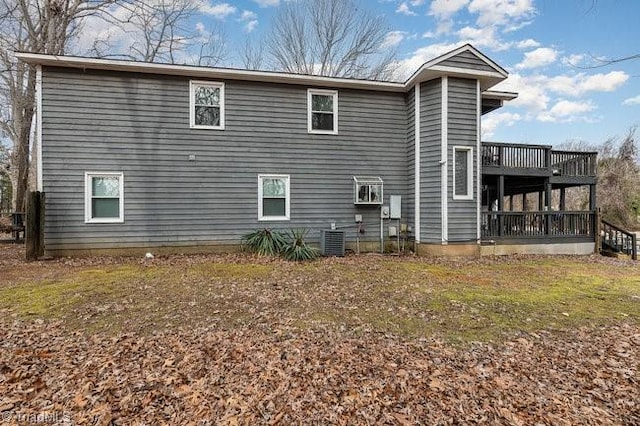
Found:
[441,76,448,243]
[414,83,421,243]
[36,65,43,192]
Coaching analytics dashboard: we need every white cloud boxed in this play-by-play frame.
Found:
[514,38,540,49]
[382,31,407,48]
[238,10,259,33]
[428,0,469,18]
[391,42,463,80]
[538,99,596,122]
[494,73,550,113]
[252,0,279,7]
[200,3,237,19]
[457,25,510,51]
[546,71,629,96]
[240,10,257,20]
[482,112,522,139]
[396,2,417,16]
[515,47,558,69]
[468,0,536,27]
[623,95,640,106]
[562,54,584,67]
[411,0,425,5]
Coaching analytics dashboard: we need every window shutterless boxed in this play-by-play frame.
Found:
[258,175,290,221]
[453,146,473,200]
[190,81,225,129]
[308,89,338,134]
[85,172,124,223]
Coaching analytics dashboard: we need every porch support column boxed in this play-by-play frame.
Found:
[509,195,513,211]
[538,191,543,211]
[545,178,552,235]
[589,185,597,211]
[522,193,527,211]
[560,187,566,211]
[498,175,505,237]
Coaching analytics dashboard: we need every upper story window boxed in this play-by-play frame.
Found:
[453,146,473,200]
[85,172,124,223]
[190,80,225,129]
[308,89,338,134]
[258,174,290,221]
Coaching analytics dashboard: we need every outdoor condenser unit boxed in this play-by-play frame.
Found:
[320,229,345,256]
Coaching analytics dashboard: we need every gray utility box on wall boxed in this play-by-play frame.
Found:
[320,229,345,256]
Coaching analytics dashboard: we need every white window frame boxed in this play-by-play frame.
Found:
[452,146,473,200]
[85,172,124,223]
[190,80,225,130]
[307,89,338,135]
[258,174,290,221]
[353,176,384,205]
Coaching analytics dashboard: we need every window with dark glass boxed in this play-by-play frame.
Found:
[190,81,224,129]
[453,147,473,199]
[308,89,337,134]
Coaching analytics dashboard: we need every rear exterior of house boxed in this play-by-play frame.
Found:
[17,45,597,257]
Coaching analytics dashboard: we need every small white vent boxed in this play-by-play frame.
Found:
[321,229,345,257]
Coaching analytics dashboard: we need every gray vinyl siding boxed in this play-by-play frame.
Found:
[447,77,478,241]
[419,79,442,243]
[439,50,497,73]
[41,67,407,251]
[405,88,415,235]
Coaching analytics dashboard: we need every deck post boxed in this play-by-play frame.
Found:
[544,179,552,235]
[560,188,566,211]
[538,191,543,210]
[498,175,504,237]
[25,191,45,261]
[522,193,527,211]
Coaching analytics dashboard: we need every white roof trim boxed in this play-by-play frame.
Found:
[482,90,518,101]
[15,43,512,93]
[14,52,405,92]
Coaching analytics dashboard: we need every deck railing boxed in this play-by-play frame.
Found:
[601,220,637,260]
[482,142,548,169]
[482,142,597,177]
[481,211,595,239]
[550,151,597,176]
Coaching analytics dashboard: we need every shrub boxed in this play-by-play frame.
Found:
[241,228,287,256]
[282,229,319,261]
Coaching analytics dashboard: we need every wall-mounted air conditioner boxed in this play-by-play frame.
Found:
[353,176,383,205]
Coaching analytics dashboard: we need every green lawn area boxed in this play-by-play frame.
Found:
[1,252,638,342]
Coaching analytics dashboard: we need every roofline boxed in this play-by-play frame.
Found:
[482,90,518,101]
[404,44,508,86]
[14,52,406,92]
[14,44,512,93]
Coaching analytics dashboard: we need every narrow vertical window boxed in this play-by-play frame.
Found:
[190,81,225,129]
[258,175,290,221]
[85,172,124,223]
[308,89,338,134]
[453,146,473,200]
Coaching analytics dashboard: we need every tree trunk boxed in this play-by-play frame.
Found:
[13,70,36,212]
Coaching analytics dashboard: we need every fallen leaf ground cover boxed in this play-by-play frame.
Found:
[0,243,639,424]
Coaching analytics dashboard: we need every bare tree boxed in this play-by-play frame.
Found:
[92,0,226,65]
[265,0,396,80]
[560,128,640,228]
[0,0,117,211]
[240,36,264,71]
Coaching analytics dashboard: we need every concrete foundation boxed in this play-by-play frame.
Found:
[480,242,595,256]
[415,243,480,257]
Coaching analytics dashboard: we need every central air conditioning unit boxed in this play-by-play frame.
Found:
[320,229,345,256]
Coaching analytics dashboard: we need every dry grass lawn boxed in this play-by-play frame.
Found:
[0,243,639,424]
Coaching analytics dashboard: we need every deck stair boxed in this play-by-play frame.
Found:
[600,220,638,260]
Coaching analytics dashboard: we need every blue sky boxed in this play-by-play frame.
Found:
[85,0,640,147]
